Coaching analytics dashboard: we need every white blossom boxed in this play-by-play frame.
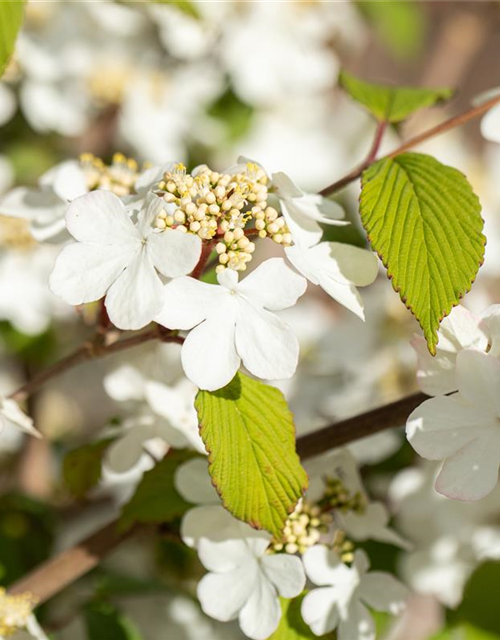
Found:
[183,506,305,640]
[286,242,378,320]
[479,87,500,144]
[0,161,89,242]
[407,349,500,501]
[49,191,201,330]
[301,546,408,639]
[156,258,307,390]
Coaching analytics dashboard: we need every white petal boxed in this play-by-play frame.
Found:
[198,538,256,573]
[156,277,223,330]
[217,267,239,289]
[319,278,366,319]
[302,545,343,586]
[181,305,240,391]
[49,242,132,305]
[174,458,217,505]
[280,197,323,249]
[135,162,176,194]
[436,432,500,501]
[481,104,500,144]
[0,187,63,221]
[261,554,305,598]
[342,502,411,550]
[237,258,307,311]
[406,395,492,461]
[411,335,458,397]
[239,572,282,640]
[358,573,409,615]
[66,191,140,245]
[181,505,232,549]
[41,160,88,202]
[235,301,300,381]
[105,248,164,330]
[271,171,303,198]
[338,601,375,640]
[104,365,146,402]
[106,427,154,473]
[0,398,41,438]
[147,229,201,278]
[198,566,256,622]
[325,243,379,287]
[301,587,340,635]
[455,350,500,416]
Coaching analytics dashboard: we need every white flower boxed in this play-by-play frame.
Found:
[411,305,491,396]
[306,449,408,549]
[302,547,408,639]
[156,258,307,390]
[479,88,500,144]
[0,395,40,439]
[49,191,201,330]
[407,349,500,501]
[0,161,88,242]
[286,242,378,320]
[184,506,305,640]
[271,171,347,249]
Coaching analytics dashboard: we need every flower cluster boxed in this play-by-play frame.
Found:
[153,161,290,272]
[78,152,142,195]
[0,588,46,640]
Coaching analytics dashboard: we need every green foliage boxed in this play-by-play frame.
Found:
[431,624,500,640]
[0,0,25,77]
[156,0,201,20]
[84,601,143,640]
[119,450,196,531]
[356,0,425,59]
[449,562,500,636]
[268,595,334,639]
[196,373,308,537]
[340,71,453,123]
[360,152,485,354]
[93,571,167,599]
[0,493,55,584]
[0,322,56,366]
[207,88,255,142]
[63,439,114,499]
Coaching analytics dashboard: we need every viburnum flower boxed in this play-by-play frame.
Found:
[270,171,347,249]
[407,349,500,501]
[49,190,201,330]
[411,304,493,396]
[301,546,408,639]
[0,587,48,640]
[286,242,378,320]
[0,396,40,439]
[307,449,408,549]
[156,257,307,390]
[0,160,89,242]
[183,505,305,640]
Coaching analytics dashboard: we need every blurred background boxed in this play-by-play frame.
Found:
[1,1,500,639]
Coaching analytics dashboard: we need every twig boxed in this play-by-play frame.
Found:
[8,389,428,605]
[9,327,179,403]
[320,92,500,196]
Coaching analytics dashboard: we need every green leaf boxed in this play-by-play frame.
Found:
[356,1,425,59]
[195,373,308,537]
[63,439,114,499]
[450,562,500,636]
[0,1,25,77]
[84,601,142,640]
[360,152,485,354]
[119,450,196,531]
[339,71,453,123]
[268,595,334,639]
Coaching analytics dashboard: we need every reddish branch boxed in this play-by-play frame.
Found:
[320,92,500,197]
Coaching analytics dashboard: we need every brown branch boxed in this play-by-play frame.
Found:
[320,92,500,197]
[9,327,181,403]
[8,521,136,602]
[8,389,428,605]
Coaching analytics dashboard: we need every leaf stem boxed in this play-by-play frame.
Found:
[320,92,500,196]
